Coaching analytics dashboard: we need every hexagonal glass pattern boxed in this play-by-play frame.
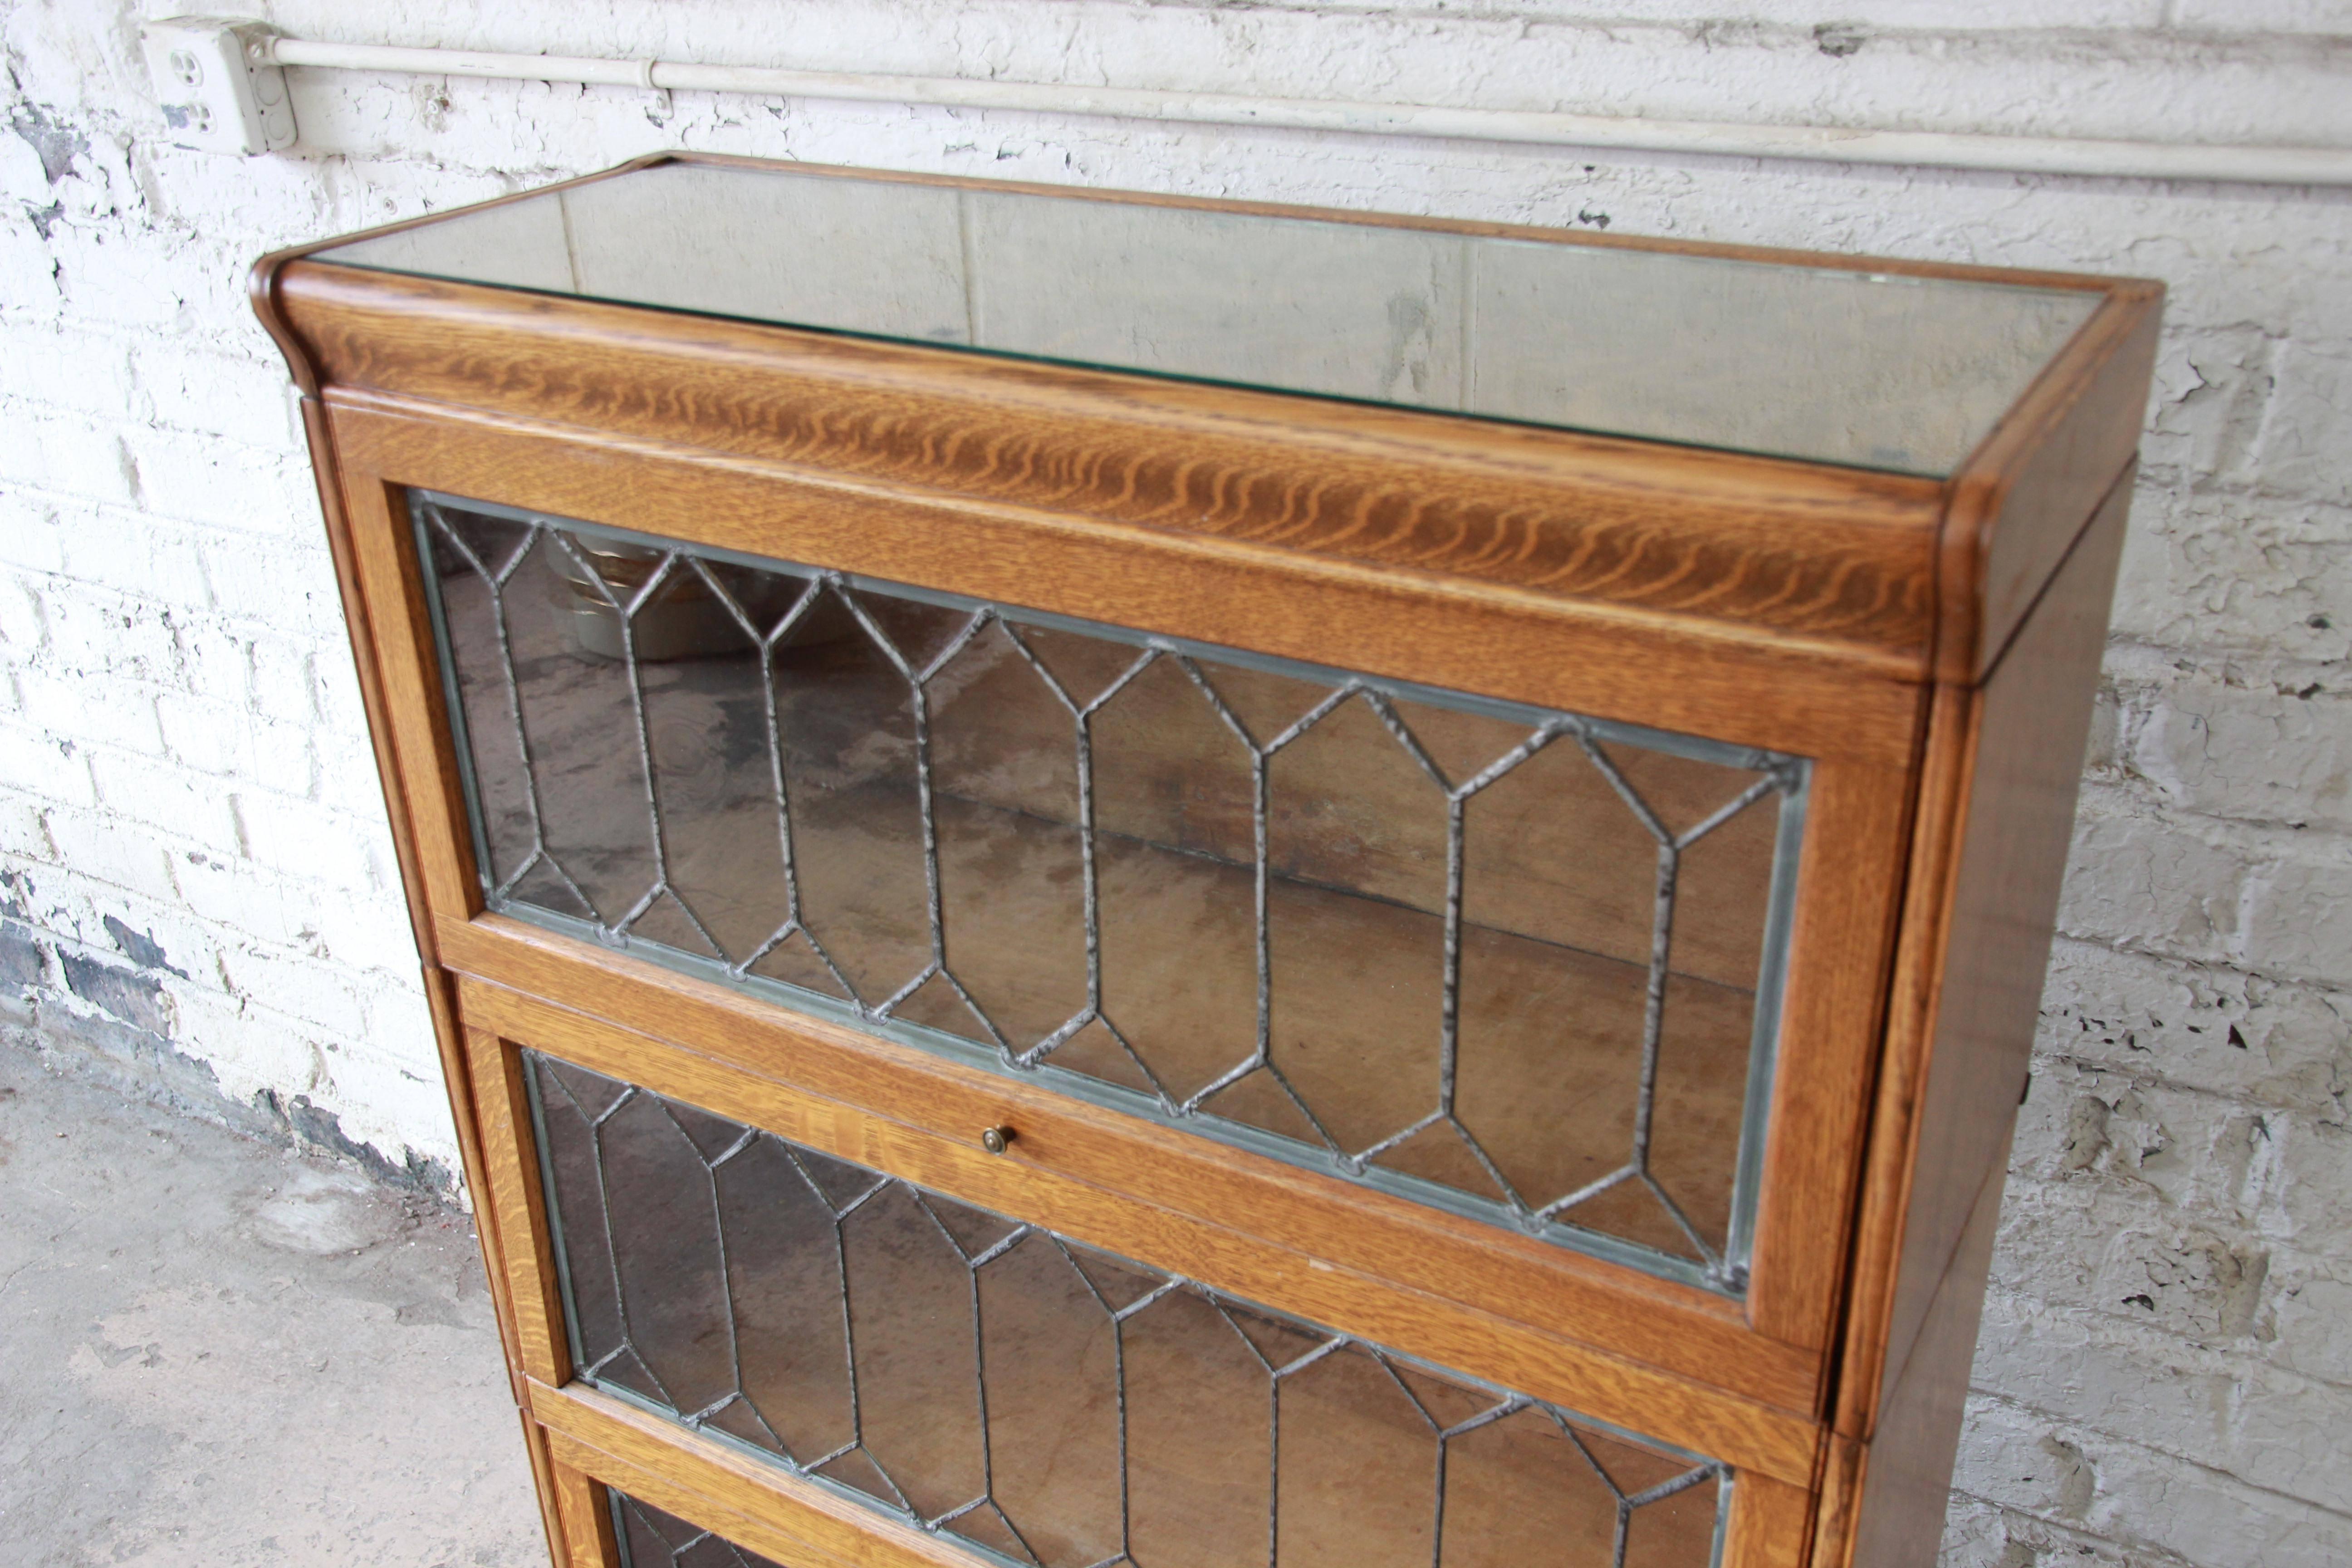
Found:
[531,1053,1730,1568]
[422,491,1805,1289]
[610,1491,792,1568]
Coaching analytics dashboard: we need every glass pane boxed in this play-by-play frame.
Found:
[609,1490,794,1568]
[321,161,2098,476]
[534,1054,1729,1568]
[431,492,1803,1289]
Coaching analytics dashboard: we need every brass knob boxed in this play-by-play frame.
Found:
[980,1125,1016,1155]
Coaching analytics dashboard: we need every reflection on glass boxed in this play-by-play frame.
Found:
[318,159,2099,475]
[535,1054,1729,1568]
[427,493,1802,1284]
[608,1490,791,1568]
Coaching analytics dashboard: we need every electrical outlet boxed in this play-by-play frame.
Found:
[140,17,297,155]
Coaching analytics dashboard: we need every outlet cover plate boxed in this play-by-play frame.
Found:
[141,17,297,155]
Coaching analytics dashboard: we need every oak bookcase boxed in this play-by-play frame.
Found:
[253,153,2159,1568]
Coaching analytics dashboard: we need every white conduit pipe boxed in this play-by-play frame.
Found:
[260,36,2352,187]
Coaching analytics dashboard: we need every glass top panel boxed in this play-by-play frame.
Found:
[314,160,2100,476]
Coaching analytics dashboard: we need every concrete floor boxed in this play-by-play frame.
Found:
[0,1046,549,1567]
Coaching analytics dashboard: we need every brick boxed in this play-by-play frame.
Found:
[310,892,422,978]
[2171,0,2352,29]
[1970,1289,2352,1508]
[2240,852,2352,988]
[168,618,256,707]
[14,410,140,506]
[200,533,340,635]
[2035,938,2352,1118]
[46,222,196,334]
[39,802,180,903]
[50,505,215,612]
[0,797,56,861]
[2010,1063,2277,1226]
[169,985,319,1102]
[0,123,56,211]
[168,848,320,951]
[0,719,96,810]
[2108,486,2352,662]
[2056,795,2251,965]
[1938,1499,2140,1568]
[89,898,224,991]
[0,320,133,422]
[2125,673,2352,832]
[1952,1398,2352,1568]
[2258,342,2352,506]
[312,740,392,818]
[233,791,392,893]
[2138,323,2278,485]
[121,427,318,539]
[309,643,372,740]
[13,667,164,756]
[85,746,244,855]
[154,692,315,794]
[300,1049,461,1180]
[125,338,302,452]
[0,862,226,991]
[0,216,61,321]
[0,501,67,575]
[1985,1175,2277,1354]
[217,946,371,1042]
[35,581,185,686]
[0,570,50,660]
[2263,1259,2352,1386]
[358,980,439,1067]
[246,635,318,727]
[2007,1068,2352,1270]
[2263,1116,2352,1267]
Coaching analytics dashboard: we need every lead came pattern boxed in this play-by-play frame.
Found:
[610,1491,794,1568]
[422,494,1802,1281]
[531,1053,1730,1568]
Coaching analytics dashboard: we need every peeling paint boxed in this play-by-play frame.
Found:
[8,101,86,184]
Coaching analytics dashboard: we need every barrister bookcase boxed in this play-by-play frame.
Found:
[252,154,2159,1568]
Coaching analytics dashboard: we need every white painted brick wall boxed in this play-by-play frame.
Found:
[1,2,2344,1562]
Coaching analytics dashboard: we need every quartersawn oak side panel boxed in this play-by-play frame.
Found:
[1823,468,2129,1568]
[276,261,1945,663]
[1872,470,2131,1422]
[1839,1161,2006,1568]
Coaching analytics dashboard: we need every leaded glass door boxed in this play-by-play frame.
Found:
[418,492,1804,1296]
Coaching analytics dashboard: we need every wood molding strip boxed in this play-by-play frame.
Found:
[278,260,1948,663]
